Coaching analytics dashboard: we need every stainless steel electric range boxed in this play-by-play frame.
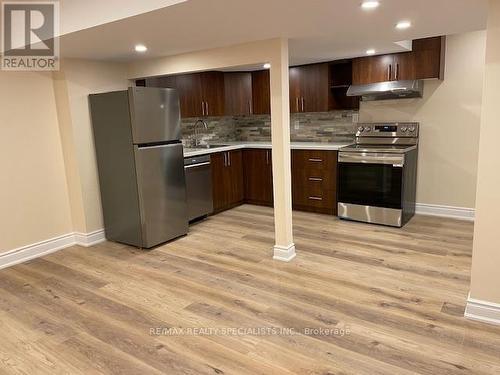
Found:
[337,122,419,228]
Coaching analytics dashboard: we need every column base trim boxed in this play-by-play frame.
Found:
[465,295,500,326]
[273,243,296,262]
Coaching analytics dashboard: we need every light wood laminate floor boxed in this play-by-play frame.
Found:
[1,205,500,374]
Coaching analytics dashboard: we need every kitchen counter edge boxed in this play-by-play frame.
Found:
[184,142,351,157]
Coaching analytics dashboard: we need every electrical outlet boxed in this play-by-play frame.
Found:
[352,113,359,123]
[294,120,300,130]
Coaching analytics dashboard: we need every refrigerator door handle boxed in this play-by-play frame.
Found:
[137,142,179,150]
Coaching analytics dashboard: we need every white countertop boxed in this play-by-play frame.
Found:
[184,141,351,157]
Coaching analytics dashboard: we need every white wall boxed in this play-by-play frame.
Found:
[360,30,486,209]
[54,59,129,233]
[0,72,73,253]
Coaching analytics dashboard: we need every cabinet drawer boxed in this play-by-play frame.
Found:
[293,169,336,191]
[291,149,338,215]
[292,150,336,171]
[292,182,335,210]
[293,187,335,214]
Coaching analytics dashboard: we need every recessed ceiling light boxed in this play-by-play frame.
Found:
[361,1,380,10]
[366,49,376,55]
[263,63,271,69]
[396,21,412,30]
[135,44,148,53]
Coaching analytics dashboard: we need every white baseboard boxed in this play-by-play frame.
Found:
[0,229,106,270]
[415,203,475,221]
[465,296,500,326]
[273,243,296,262]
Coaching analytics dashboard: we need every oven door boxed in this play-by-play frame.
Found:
[338,152,404,209]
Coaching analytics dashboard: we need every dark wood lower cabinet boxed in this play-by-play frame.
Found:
[228,150,244,206]
[291,150,338,215]
[243,149,273,206]
[211,150,244,213]
[210,148,338,216]
[211,152,226,213]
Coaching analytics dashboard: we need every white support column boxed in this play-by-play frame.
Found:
[467,0,500,325]
[269,39,295,262]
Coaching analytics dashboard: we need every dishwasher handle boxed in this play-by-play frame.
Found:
[184,154,211,167]
[185,161,211,169]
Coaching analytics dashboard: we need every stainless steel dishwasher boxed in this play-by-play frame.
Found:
[184,155,214,222]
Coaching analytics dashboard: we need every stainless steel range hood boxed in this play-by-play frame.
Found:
[346,80,424,101]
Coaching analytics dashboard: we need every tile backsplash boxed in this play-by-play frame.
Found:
[181,110,358,146]
[181,117,236,146]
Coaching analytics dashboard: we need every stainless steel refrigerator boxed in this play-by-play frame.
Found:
[89,87,188,248]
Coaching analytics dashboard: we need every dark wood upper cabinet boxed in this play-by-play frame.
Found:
[329,60,359,110]
[175,73,204,118]
[413,36,446,80]
[352,36,446,85]
[143,75,176,88]
[146,73,204,118]
[303,63,330,112]
[243,149,273,206]
[289,66,302,113]
[393,52,416,81]
[224,72,253,116]
[289,63,330,113]
[200,71,225,117]
[352,54,395,85]
[251,70,271,115]
[143,72,224,118]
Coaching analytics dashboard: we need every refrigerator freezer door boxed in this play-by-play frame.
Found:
[134,143,188,248]
[129,87,181,144]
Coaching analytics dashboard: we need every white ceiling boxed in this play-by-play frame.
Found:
[59,0,188,35]
[59,0,489,66]
[0,0,187,53]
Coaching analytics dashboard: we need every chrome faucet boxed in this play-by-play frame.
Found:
[193,119,208,147]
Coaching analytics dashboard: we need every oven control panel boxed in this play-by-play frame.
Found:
[356,123,419,137]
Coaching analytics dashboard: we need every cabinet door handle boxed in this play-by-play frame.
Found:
[387,65,392,81]
[308,196,323,201]
[227,152,231,167]
[301,97,305,112]
[223,152,226,167]
[296,97,300,112]
[308,158,323,162]
[308,177,323,182]
[266,150,270,165]
[249,101,252,115]
[201,102,205,116]
[205,101,209,116]
[396,63,400,81]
